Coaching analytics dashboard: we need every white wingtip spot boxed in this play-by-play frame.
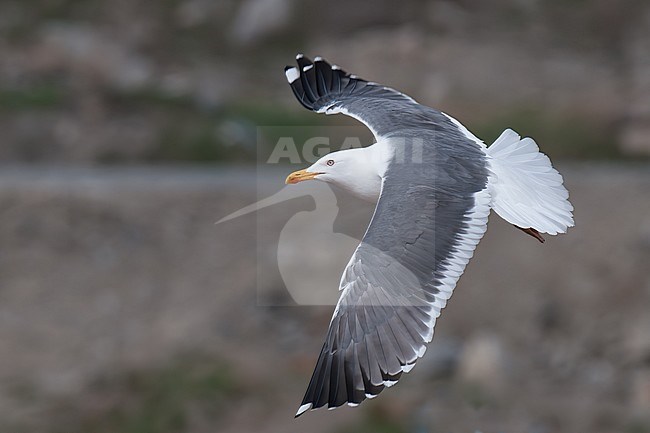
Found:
[314,56,323,61]
[303,64,313,72]
[296,53,304,60]
[383,380,397,388]
[347,402,359,407]
[401,363,415,373]
[296,403,312,416]
[365,393,378,399]
[417,346,427,357]
[285,67,299,83]
[332,65,341,70]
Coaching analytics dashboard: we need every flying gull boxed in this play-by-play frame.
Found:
[283,54,574,417]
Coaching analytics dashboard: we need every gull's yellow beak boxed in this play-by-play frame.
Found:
[285,169,322,184]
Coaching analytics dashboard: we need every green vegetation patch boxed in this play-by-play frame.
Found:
[337,406,408,433]
[54,356,240,433]
[0,85,64,110]
[472,106,621,160]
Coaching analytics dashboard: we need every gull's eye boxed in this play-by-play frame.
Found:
[326,159,335,166]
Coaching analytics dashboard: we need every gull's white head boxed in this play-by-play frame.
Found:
[285,147,381,203]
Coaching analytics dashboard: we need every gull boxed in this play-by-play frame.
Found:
[283,54,574,417]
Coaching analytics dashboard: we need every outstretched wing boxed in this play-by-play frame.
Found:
[285,54,430,140]
[296,197,493,416]
[287,57,493,415]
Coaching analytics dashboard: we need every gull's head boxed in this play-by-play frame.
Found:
[285,151,353,185]
[285,148,382,203]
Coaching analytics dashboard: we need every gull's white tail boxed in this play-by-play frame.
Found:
[486,129,574,235]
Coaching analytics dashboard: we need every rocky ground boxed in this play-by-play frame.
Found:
[0,164,649,433]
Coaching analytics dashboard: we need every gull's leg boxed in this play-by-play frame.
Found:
[515,226,545,243]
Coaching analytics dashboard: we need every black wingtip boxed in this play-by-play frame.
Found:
[284,53,357,112]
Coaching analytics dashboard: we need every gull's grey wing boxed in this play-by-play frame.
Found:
[285,55,435,140]
[296,121,492,416]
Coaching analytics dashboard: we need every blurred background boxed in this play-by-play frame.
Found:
[1,0,650,432]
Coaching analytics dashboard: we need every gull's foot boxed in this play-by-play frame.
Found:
[515,226,545,243]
